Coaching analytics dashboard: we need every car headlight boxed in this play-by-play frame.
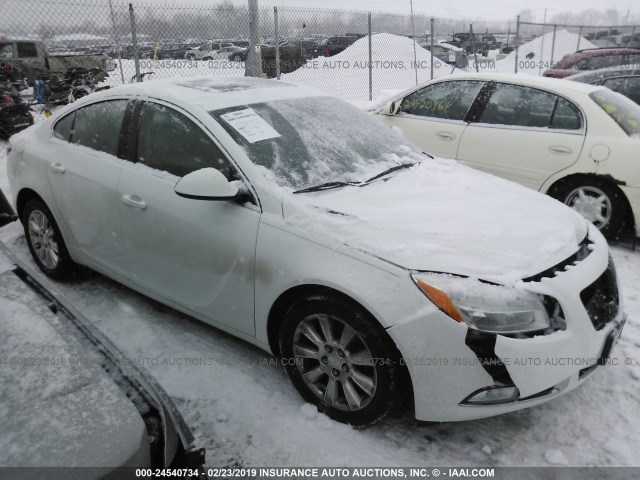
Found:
[412,273,550,334]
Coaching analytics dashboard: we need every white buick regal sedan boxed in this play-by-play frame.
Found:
[6,77,626,426]
[373,73,640,240]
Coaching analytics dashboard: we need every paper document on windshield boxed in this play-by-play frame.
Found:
[221,108,281,143]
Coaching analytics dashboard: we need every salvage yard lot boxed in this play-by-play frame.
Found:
[1,141,639,468]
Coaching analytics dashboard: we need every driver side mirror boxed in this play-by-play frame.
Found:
[175,168,244,201]
[381,99,401,116]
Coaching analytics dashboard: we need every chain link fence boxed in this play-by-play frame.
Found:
[513,19,640,76]
[3,0,639,101]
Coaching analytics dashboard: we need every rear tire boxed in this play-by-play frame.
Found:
[279,294,401,427]
[550,177,629,239]
[22,198,77,280]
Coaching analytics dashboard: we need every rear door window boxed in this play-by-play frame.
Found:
[53,112,75,141]
[71,100,128,157]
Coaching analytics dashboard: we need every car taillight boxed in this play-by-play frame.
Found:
[1,95,14,105]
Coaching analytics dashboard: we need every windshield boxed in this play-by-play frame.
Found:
[210,96,422,190]
[590,88,640,136]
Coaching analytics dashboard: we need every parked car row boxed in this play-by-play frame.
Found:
[374,72,640,240]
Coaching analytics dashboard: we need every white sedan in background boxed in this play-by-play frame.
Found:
[5,77,626,426]
[374,73,640,239]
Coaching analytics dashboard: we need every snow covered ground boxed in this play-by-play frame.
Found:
[1,136,639,467]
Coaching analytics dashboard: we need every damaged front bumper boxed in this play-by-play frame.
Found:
[387,224,627,422]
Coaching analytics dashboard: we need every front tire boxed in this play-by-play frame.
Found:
[550,177,628,239]
[23,198,77,280]
[279,294,401,426]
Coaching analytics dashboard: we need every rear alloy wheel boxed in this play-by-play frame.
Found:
[232,54,242,62]
[551,178,628,239]
[23,199,77,279]
[280,295,400,426]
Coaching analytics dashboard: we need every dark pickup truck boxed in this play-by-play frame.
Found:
[1,39,115,85]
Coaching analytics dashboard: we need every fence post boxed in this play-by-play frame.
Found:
[469,24,479,73]
[128,3,140,83]
[430,17,434,80]
[551,25,557,64]
[274,6,280,80]
[409,0,418,85]
[629,25,637,47]
[577,26,583,51]
[368,12,372,101]
[246,0,259,77]
[606,27,612,47]
[514,15,520,74]
[506,27,510,48]
[108,0,125,85]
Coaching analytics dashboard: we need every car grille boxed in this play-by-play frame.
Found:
[523,235,593,283]
[580,255,619,330]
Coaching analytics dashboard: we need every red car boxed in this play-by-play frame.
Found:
[543,48,640,78]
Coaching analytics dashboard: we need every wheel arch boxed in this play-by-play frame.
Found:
[16,188,46,223]
[545,173,635,230]
[266,283,414,408]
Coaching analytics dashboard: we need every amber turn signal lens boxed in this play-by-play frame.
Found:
[415,280,464,323]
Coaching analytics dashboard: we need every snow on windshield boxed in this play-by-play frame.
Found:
[211,96,423,190]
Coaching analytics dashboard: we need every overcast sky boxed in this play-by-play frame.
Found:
[115,0,638,23]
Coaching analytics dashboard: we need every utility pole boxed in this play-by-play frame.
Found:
[246,0,260,77]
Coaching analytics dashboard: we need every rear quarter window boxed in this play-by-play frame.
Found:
[590,88,640,136]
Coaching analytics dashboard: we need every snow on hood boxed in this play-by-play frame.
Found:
[283,157,587,285]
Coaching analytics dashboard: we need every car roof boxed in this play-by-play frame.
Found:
[555,48,640,69]
[102,76,328,111]
[568,66,640,83]
[431,72,603,96]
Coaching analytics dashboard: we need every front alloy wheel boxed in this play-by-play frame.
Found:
[280,295,401,426]
[293,313,377,411]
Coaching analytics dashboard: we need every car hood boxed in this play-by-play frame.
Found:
[282,158,587,285]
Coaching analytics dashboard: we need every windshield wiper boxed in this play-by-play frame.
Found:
[293,181,360,194]
[364,162,418,184]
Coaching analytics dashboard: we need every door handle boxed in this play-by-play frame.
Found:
[548,145,572,155]
[49,162,65,174]
[121,194,147,210]
[436,131,455,141]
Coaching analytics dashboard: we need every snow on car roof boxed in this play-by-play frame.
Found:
[431,72,603,96]
[106,76,328,111]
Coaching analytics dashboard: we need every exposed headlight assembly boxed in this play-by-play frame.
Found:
[412,273,550,334]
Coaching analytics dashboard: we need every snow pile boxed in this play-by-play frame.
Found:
[282,33,461,100]
[497,29,597,76]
